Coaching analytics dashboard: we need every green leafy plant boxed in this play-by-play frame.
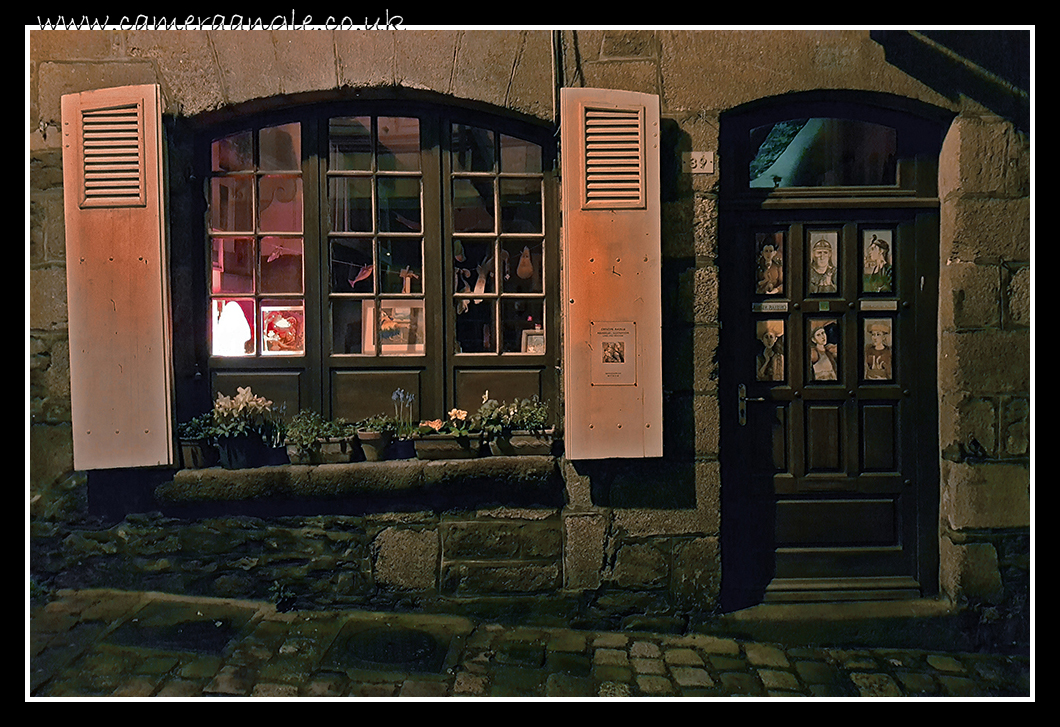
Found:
[176,411,215,441]
[476,391,551,440]
[356,412,399,435]
[211,386,285,447]
[285,410,356,456]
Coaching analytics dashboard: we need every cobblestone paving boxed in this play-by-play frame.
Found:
[29,590,1031,699]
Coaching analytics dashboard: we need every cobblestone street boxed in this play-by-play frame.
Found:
[29,589,1031,699]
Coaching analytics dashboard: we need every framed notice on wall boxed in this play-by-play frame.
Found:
[590,321,637,385]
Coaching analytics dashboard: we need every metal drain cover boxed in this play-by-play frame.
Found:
[108,619,237,656]
[333,626,450,673]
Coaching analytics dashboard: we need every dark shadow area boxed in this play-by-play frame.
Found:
[88,468,179,523]
[324,624,453,674]
[108,618,238,656]
[871,30,1030,132]
[571,458,697,509]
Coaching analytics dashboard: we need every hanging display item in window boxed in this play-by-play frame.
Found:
[862,230,893,293]
[807,233,838,294]
[399,266,419,294]
[755,231,784,295]
[348,263,373,289]
[755,319,785,381]
[864,318,893,380]
[517,245,534,279]
[262,307,305,354]
[808,319,839,381]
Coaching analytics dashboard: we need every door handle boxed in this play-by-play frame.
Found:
[738,383,765,426]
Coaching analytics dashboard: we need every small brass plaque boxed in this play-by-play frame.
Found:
[860,300,898,311]
[753,301,788,313]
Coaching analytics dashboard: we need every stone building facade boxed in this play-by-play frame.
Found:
[29,28,1030,637]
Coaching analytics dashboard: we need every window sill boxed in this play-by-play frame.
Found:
[155,456,561,510]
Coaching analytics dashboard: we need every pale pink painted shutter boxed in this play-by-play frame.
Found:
[61,84,175,469]
[560,88,663,459]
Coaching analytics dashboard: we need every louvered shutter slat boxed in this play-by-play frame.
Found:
[79,103,146,207]
[582,107,645,209]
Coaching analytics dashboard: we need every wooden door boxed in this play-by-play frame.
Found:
[720,208,939,606]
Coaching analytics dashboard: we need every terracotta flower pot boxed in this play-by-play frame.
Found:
[357,430,392,462]
[414,433,483,460]
[487,430,554,457]
[287,436,362,464]
[179,439,220,469]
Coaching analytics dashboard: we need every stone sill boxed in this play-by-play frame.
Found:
[155,456,561,507]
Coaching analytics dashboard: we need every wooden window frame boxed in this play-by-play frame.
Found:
[199,103,559,424]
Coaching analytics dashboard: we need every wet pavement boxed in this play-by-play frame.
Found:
[29,589,1031,699]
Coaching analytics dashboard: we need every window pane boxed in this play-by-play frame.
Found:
[750,118,897,188]
[329,177,373,232]
[501,240,542,293]
[211,298,255,356]
[500,134,542,173]
[454,239,495,296]
[378,239,423,294]
[330,117,372,171]
[331,238,374,293]
[260,237,303,294]
[807,230,839,295]
[212,131,253,172]
[501,299,544,353]
[258,175,303,233]
[332,299,365,354]
[378,299,425,356]
[500,177,542,233]
[210,177,253,232]
[377,117,421,171]
[452,124,495,172]
[454,299,495,353]
[808,318,840,382]
[378,177,421,233]
[259,123,300,171]
[262,302,305,355]
[212,237,254,294]
[452,178,495,232]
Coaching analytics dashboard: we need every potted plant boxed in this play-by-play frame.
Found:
[284,410,361,464]
[210,386,288,469]
[413,407,483,459]
[385,388,419,459]
[478,392,554,456]
[355,413,397,462]
[176,412,220,469]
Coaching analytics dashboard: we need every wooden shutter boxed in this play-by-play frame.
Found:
[61,84,174,469]
[560,88,662,459]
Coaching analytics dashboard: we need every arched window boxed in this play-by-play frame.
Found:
[203,103,559,424]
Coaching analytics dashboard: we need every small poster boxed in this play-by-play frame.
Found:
[590,321,637,385]
[262,306,305,355]
[864,318,894,381]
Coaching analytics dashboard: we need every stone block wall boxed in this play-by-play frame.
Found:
[937,110,1030,615]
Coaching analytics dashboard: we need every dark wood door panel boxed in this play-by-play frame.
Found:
[454,367,542,414]
[775,497,898,545]
[775,546,911,579]
[330,369,422,422]
[804,403,844,473]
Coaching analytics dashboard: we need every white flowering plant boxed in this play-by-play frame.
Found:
[475,391,550,440]
[210,386,285,446]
